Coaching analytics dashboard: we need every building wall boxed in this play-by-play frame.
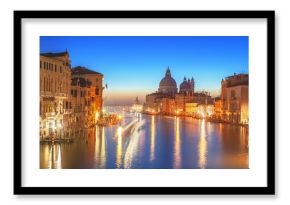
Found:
[68,83,98,137]
[39,54,71,139]
[221,74,249,124]
[161,98,176,114]
[72,73,103,113]
[40,53,104,139]
[175,93,194,113]
[185,103,198,115]
[214,99,222,119]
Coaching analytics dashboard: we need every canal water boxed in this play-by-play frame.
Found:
[40,110,248,169]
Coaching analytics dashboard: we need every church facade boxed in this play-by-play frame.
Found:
[144,67,212,116]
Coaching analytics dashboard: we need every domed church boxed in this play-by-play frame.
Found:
[158,67,178,94]
[180,76,195,93]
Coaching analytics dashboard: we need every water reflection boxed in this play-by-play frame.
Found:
[198,119,207,169]
[174,117,181,168]
[150,116,155,161]
[116,126,123,168]
[94,126,106,168]
[123,119,145,168]
[40,111,248,169]
[41,144,62,169]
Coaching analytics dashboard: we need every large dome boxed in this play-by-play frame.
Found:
[158,67,177,94]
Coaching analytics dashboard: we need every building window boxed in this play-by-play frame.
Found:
[44,78,46,91]
[55,65,57,72]
[231,90,236,99]
[60,66,62,73]
[40,61,42,68]
[95,88,99,95]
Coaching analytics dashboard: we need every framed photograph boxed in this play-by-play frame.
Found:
[14,10,275,195]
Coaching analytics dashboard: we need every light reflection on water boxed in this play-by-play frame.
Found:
[150,116,155,161]
[174,117,181,169]
[40,111,248,169]
[198,119,207,169]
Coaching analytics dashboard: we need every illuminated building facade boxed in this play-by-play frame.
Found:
[185,102,198,116]
[213,97,222,119]
[40,52,103,139]
[161,98,176,114]
[68,67,104,137]
[132,97,143,112]
[221,73,249,124]
[145,67,199,115]
[71,66,103,113]
[40,51,72,139]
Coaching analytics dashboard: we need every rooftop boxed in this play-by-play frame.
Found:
[40,51,69,58]
[72,66,103,76]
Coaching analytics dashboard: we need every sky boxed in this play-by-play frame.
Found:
[40,36,248,106]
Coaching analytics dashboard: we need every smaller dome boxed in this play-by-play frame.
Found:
[180,79,191,92]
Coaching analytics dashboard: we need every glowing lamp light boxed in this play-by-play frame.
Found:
[117,115,122,120]
[95,111,99,120]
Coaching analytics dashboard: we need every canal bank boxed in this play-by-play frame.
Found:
[40,111,248,169]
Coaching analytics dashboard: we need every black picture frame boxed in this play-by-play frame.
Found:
[14,10,275,195]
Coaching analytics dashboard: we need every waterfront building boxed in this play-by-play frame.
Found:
[132,97,143,112]
[69,77,94,137]
[71,66,103,114]
[70,66,104,136]
[40,51,72,139]
[185,102,198,116]
[213,97,222,119]
[145,67,206,116]
[197,104,214,118]
[221,73,249,124]
[40,51,104,140]
[144,92,172,113]
[193,91,213,105]
[175,93,195,114]
[161,98,176,114]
